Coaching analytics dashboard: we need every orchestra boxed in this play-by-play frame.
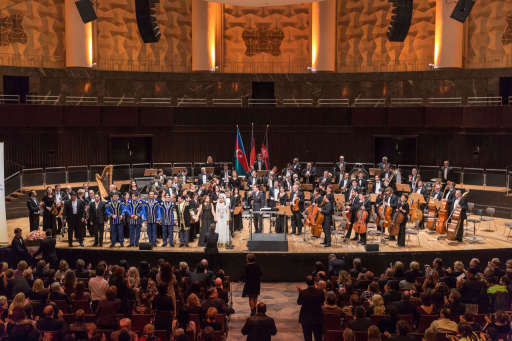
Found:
[31,155,470,250]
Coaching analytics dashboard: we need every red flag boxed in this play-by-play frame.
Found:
[260,124,270,169]
[249,122,256,167]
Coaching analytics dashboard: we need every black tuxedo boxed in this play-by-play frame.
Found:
[250,191,266,233]
[356,178,367,192]
[291,163,301,174]
[441,166,456,183]
[220,170,231,184]
[334,161,346,174]
[247,175,260,187]
[63,199,86,246]
[432,190,443,201]
[88,200,107,246]
[290,190,305,234]
[321,201,334,246]
[339,177,350,190]
[283,180,293,191]
[27,197,40,231]
[298,286,325,341]
[198,173,211,186]
[11,236,29,265]
[444,189,456,206]
[302,168,316,184]
[254,159,266,171]
[34,237,58,267]
[242,313,277,341]
[451,196,468,241]
[345,187,358,202]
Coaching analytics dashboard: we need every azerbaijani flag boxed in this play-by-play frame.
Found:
[235,127,250,175]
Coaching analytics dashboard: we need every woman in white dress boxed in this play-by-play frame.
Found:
[215,194,230,246]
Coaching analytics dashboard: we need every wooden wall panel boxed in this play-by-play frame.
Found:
[102,107,139,127]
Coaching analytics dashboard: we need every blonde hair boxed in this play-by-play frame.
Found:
[128,267,140,288]
[187,293,201,308]
[371,294,386,315]
[32,279,45,293]
[9,292,26,314]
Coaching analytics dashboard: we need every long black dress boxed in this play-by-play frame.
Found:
[42,195,56,232]
[199,203,214,246]
[231,194,242,231]
[242,262,262,298]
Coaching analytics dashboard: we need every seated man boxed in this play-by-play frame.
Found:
[111,318,138,341]
[424,307,458,341]
[36,305,67,338]
[348,306,373,331]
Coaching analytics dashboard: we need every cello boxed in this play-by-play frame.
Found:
[353,201,369,235]
[408,193,423,225]
[305,200,324,238]
[435,199,449,234]
[389,203,405,237]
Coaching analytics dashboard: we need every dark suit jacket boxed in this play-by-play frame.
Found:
[198,173,212,186]
[204,232,219,255]
[63,199,86,221]
[34,237,57,265]
[242,313,277,341]
[27,198,39,215]
[297,286,324,325]
[290,190,305,211]
[254,160,266,171]
[11,236,29,262]
[251,191,266,211]
[328,258,345,277]
[88,200,107,225]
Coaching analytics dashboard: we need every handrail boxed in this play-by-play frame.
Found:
[5,170,20,182]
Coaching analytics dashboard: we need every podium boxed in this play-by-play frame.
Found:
[246,208,289,251]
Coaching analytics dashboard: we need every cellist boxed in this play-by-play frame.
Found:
[396,194,410,247]
[343,188,359,240]
[450,190,468,242]
[384,187,398,241]
[353,193,370,245]
[320,195,334,247]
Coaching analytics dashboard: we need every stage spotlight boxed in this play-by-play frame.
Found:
[75,0,97,23]
[387,0,413,42]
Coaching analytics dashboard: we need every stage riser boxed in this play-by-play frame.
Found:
[2,247,511,282]
[247,234,289,252]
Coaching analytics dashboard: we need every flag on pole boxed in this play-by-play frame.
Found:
[235,126,250,175]
[261,124,270,169]
[249,122,256,167]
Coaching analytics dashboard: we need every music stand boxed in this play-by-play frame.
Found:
[278,205,291,239]
[205,167,215,175]
[369,194,378,203]
[395,184,411,193]
[369,168,382,176]
[301,184,313,191]
[333,194,345,210]
[256,170,267,178]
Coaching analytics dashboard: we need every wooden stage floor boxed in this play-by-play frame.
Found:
[7,213,512,254]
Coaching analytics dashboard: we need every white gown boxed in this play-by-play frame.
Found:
[215,202,230,244]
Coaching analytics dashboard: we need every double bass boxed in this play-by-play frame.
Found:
[389,203,405,236]
[381,195,393,230]
[435,199,449,234]
[424,193,438,231]
[305,199,325,238]
[408,193,423,225]
[446,192,469,240]
[343,191,357,222]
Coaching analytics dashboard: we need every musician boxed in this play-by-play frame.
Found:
[396,194,410,247]
[170,176,182,195]
[157,169,166,183]
[176,195,192,247]
[85,189,96,237]
[283,174,293,191]
[373,176,383,195]
[63,191,86,247]
[178,168,189,185]
[318,170,332,186]
[254,153,266,171]
[276,187,289,233]
[221,164,231,185]
[384,187,398,239]
[444,182,456,207]
[159,193,175,247]
[88,193,107,247]
[339,172,350,191]
[382,164,395,189]
[413,180,427,229]
[334,155,346,175]
[345,179,359,202]
[149,175,162,193]
[408,175,417,192]
[198,167,211,186]
[231,188,243,232]
[432,185,443,201]
[356,172,367,192]
[355,193,371,245]
[106,192,124,247]
[82,183,90,201]
[343,189,360,240]
[269,180,281,208]
[325,185,335,204]
[189,192,201,239]
[124,192,146,247]
[312,189,323,206]
[230,171,242,190]
[441,160,456,184]
[265,171,276,189]
[450,190,468,242]
[249,185,266,233]
[321,195,334,247]
[129,180,139,194]
[291,157,301,174]
[122,191,131,238]
[144,191,162,247]
[378,156,389,171]
[290,184,305,235]
[247,170,260,187]
[302,163,316,184]
[54,185,65,236]
[283,163,294,178]
[27,191,40,231]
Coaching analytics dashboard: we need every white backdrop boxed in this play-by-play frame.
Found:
[0,143,8,245]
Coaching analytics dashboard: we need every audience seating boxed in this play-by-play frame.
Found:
[354,330,369,341]
[131,313,153,333]
[416,314,439,333]
[53,299,69,313]
[323,313,344,332]
[154,330,169,341]
[71,299,92,314]
[325,329,343,341]
[398,314,414,328]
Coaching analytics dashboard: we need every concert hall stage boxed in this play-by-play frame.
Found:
[4,215,512,281]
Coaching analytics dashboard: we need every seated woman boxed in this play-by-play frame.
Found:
[173,293,201,339]
[133,290,152,315]
[368,294,386,316]
[95,286,121,330]
[139,323,160,341]
[203,307,222,331]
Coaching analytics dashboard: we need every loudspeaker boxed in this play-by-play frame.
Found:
[134,0,161,43]
[365,244,379,252]
[75,0,97,23]
[450,0,475,23]
[139,242,153,250]
[387,0,413,42]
